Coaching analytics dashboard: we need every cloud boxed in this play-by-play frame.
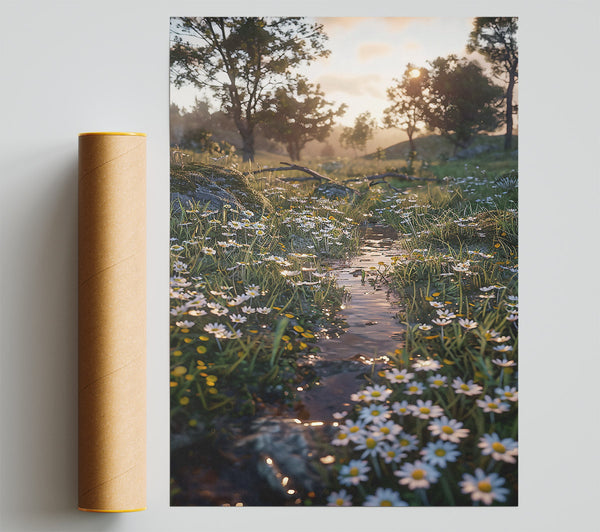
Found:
[315,17,365,32]
[402,41,422,52]
[317,74,386,99]
[383,17,433,31]
[357,42,394,62]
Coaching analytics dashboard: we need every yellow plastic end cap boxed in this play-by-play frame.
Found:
[78,506,147,513]
[79,132,147,137]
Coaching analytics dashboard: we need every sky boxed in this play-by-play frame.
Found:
[170,17,479,127]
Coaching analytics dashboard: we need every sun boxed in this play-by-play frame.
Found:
[409,68,421,78]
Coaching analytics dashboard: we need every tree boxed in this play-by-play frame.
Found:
[468,17,518,151]
[339,112,377,156]
[423,55,503,154]
[383,64,430,153]
[260,78,346,161]
[170,17,330,162]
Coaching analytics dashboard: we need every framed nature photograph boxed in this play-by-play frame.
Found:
[168,16,518,507]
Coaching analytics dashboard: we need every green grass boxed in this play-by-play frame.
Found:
[170,144,518,506]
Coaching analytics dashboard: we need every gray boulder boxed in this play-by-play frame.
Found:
[171,163,272,214]
[313,182,358,200]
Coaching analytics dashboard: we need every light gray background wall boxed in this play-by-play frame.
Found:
[1,1,598,531]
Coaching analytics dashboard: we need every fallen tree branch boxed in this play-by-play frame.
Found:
[277,176,323,183]
[364,172,437,182]
[244,162,437,186]
[244,162,332,182]
[368,180,402,191]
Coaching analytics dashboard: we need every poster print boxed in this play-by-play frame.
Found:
[169,17,518,506]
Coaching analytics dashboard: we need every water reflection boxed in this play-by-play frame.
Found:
[295,225,405,421]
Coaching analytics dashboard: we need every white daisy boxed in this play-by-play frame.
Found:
[363,488,408,507]
[427,374,447,388]
[458,318,478,330]
[338,460,370,486]
[384,368,414,385]
[476,395,510,414]
[478,433,518,463]
[391,400,411,417]
[326,489,352,506]
[452,377,483,396]
[492,358,516,368]
[412,358,441,372]
[363,384,392,402]
[428,416,470,443]
[459,469,509,505]
[395,460,440,490]
[408,399,444,420]
[203,322,227,336]
[229,314,247,324]
[358,404,391,424]
[495,386,518,402]
[404,381,425,395]
[421,441,460,468]
[354,432,386,458]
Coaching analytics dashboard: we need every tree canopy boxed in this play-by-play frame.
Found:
[468,17,518,151]
[260,78,346,161]
[170,17,330,161]
[423,55,503,154]
[383,64,430,153]
[340,112,377,156]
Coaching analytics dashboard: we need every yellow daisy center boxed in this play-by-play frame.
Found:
[350,426,360,433]
[478,481,492,493]
[380,500,392,507]
[487,402,498,409]
[460,384,470,391]
[420,407,431,414]
[337,433,347,440]
[372,410,380,416]
[435,449,446,457]
[172,366,187,377]
[366,438,376,449]
[433,380,443,386]
[412,469,425,480]
[409,386,419,392]
[492,442,506,453]
[400,439,409,447]
[504,392,514,398]
[387,451,396,458]
[349,467,359,477]
[442,426,454,435]
[395,375,406,381]
[381,427,390,435]
[372,391,381,397]
[336,498,344,506]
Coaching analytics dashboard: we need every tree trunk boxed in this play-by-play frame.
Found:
[240,129,255,162]
[504,72,516,151]
[287,142,300,162]
[408,132,416,154]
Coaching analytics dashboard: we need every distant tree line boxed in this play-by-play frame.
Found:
[170,16,517,161]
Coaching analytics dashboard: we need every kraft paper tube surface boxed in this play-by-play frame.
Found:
[78,132,146,512]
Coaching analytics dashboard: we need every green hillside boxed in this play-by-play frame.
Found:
[367,133,518,161]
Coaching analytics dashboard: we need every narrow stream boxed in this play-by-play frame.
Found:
[172,224,406,505]
[294,225,404,421]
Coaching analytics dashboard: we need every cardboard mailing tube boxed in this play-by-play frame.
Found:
[78,132,146,512]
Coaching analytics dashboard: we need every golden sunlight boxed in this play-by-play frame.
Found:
[409,68,421,78]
